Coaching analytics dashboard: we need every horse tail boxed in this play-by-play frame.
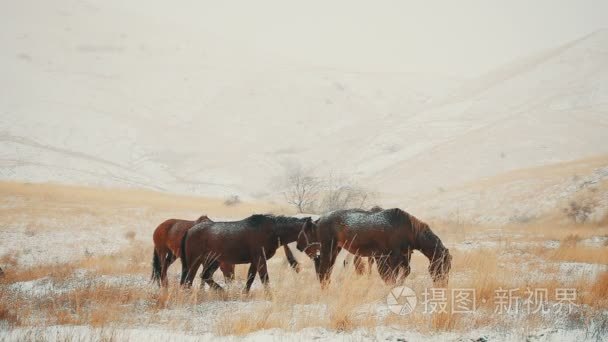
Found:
[151,249,162,285]
[179,231,189,285]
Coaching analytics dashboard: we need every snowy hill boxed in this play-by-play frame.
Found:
[367,30,608,200]
[1,1,607,222]
[0,0,459,197]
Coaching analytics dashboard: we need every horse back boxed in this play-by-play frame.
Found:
[182,217,278,265]
[153,219,196,256]
[321,209,415,249]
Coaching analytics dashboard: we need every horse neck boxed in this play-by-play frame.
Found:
[416,228,447,262]
[273,218,305,245]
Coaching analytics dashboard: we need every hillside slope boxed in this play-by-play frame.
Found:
[0,0,458,198]
[1,1,607,222]
[367,30,608,200]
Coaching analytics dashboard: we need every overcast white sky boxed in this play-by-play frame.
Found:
[115,0,608,77]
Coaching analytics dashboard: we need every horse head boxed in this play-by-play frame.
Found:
[296,217,320,258]
[429,247,452,286]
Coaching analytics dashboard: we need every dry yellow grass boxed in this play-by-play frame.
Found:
[0,181,290,224]
[1,181,607,338]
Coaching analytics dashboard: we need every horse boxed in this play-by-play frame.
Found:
[342,206,383,275]
[152,215,300,287]
[180,215,311,292]
[297,208,451,287]
[151,215,216,287]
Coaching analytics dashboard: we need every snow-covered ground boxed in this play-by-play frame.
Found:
[1,325,603,342]
[1,183,606,341]
[2,1,608,340]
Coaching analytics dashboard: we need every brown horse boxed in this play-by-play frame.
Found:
[180,215,311,292]
[297,208,451,287]
[152,215,300,287]
[342,206,383,275]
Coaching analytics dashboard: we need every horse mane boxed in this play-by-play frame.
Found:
[382,208,444,253]
[244,214,307,225]
[245,214,273,225]
[369,205,384,213]
[404,211,447,258]
[195,215,211,224]
[399,209,451,283]
[406,211,430,239]
[273,215,308,224]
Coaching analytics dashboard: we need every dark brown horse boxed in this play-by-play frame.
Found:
[152,215,300,287]
[342,206,383,275]
[297,208,451,287]
[180,215,311,292]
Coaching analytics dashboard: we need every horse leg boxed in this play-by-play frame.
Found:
[244,262,258,293]
[219,262,235,284]
[313,256,321,275]
[375,255,390,282]
[201,261,223,291]
[283,245,300,272]
[155,246,169,287]
[354,255,366,275]
[343,253,353,268]
[330,246,342,267]
[382,251,404,285]
[182,256,203,288]
[398,250,413,282]
[319,243,341,288]
[256,256,271,295]
[152,248,162,286]
[160,251,175,287]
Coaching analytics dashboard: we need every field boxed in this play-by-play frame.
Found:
[2,1,608,341]
[1,182,607,341]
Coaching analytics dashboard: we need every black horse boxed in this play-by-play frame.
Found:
[180,215,311,292]
[297,208,451,287]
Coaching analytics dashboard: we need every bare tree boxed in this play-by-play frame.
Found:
[563,199,596,224]
[318,173,371,213]
[283,165,320,213]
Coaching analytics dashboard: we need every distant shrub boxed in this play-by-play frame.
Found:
[563,200,596,223]
[561,234,581,247]
[0,251,19,267]
[224,195,241,206]
[317,174,371,214]
[124,231,136,241]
